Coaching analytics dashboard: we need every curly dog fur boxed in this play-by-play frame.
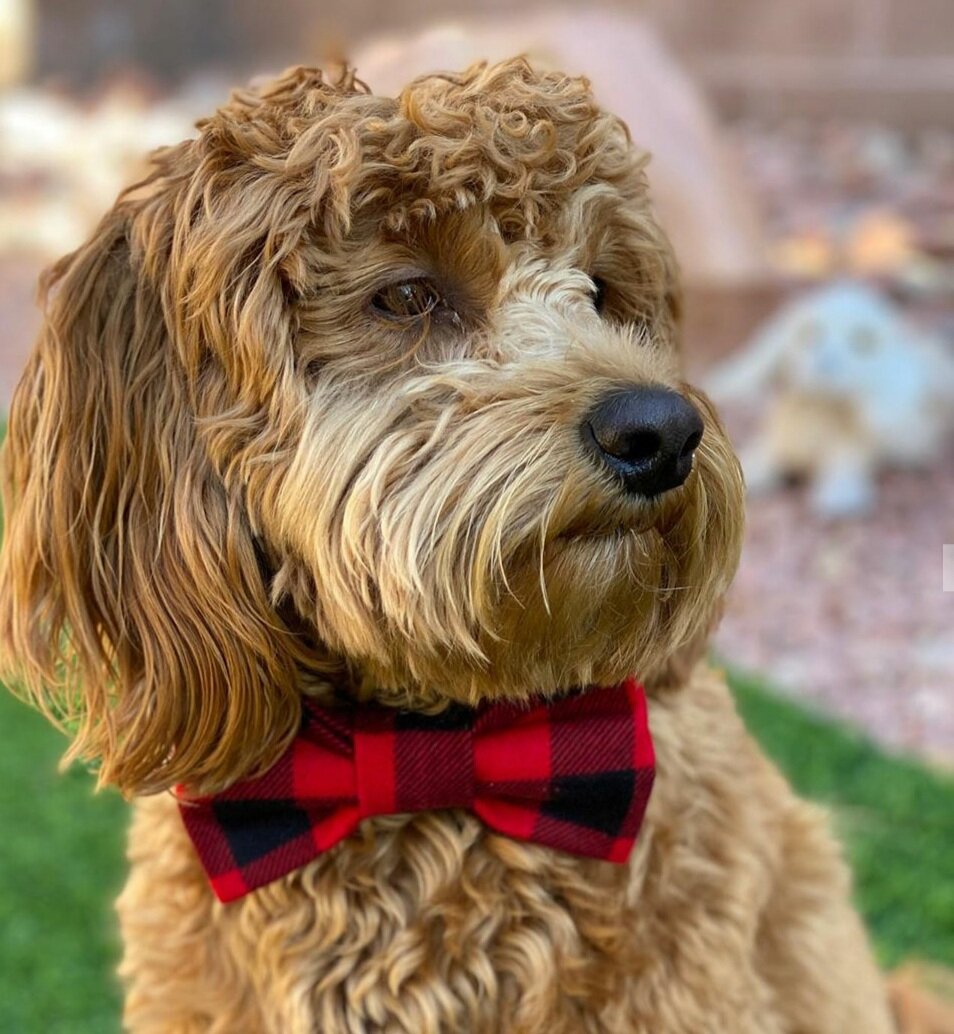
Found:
[0,60,893,1032]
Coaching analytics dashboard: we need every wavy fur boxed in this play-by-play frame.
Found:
[0,60,893,1032]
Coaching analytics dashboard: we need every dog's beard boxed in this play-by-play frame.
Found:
[266,376,744,704]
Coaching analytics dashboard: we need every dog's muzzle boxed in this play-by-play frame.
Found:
[583,386,704,498]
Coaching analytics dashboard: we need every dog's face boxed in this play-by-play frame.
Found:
[0,62,743,793]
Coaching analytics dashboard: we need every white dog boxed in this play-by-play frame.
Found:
[707,281,954,517]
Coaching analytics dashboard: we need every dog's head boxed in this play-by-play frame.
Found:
[0,61,743,794]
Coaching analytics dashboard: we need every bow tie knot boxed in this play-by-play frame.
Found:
[353,707,475,818]
[178,679,655,902]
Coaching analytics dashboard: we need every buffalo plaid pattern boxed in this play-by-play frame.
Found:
[177,677,655,902]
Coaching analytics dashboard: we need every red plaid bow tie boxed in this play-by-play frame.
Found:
[177,678,654,902]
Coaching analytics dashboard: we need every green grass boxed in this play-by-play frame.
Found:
[0,688,126,1033]
[731,668,954,968]
[1,671,953,1032]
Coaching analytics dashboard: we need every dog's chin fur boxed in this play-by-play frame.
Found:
[275,381,743,708]
[0,60,895,1034]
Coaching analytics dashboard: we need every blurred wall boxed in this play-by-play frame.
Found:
[33,0,515,85]
[646,0,954,125]
[30,0,954,127]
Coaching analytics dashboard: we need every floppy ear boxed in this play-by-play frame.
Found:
[0,186,303,796]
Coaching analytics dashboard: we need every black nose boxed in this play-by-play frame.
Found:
[583,386,704,497]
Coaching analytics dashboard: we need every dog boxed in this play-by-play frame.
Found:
[707,280,954,517]
[0,61,894,1033]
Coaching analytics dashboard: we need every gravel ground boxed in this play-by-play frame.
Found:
[0,257,41,406]
[715,435,954,762]
[707,119,954,763]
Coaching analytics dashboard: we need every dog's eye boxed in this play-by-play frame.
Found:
[590,276,607,314]
[372,279,441,320]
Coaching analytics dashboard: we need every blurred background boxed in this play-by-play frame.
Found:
[0,1,952,1030]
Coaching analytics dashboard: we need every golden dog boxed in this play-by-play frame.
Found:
[0,61,893,1033]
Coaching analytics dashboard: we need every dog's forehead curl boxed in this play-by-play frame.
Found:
[205,59,643,244]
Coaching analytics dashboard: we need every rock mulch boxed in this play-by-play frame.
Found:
[707,118,954,763]
[715,444,954,762]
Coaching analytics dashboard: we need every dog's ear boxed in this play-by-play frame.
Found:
[0,184,304,796]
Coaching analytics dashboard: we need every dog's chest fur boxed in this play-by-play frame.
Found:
[116,669,890,1034]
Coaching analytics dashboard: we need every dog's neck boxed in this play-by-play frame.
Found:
[296,631,710,713]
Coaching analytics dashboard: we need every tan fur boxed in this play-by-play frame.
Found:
[0,60,893,1032]
[889,966,954,1034]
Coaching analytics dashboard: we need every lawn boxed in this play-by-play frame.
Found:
[731,669,954,968]
[1,670,952,1032]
